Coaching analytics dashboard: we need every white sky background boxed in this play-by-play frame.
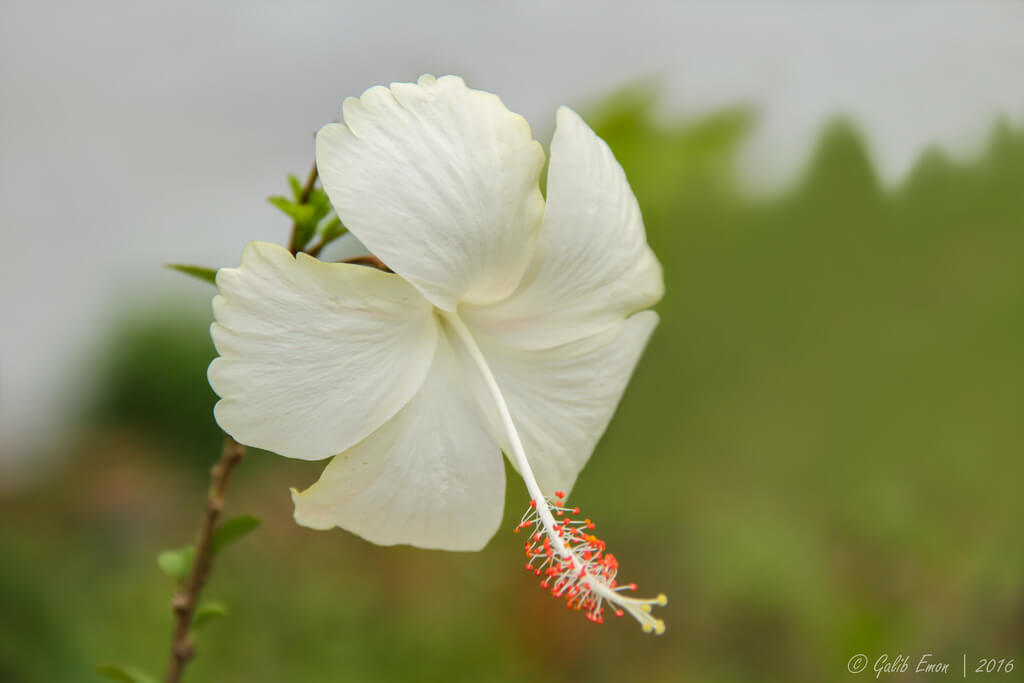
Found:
[2,1,1023,479]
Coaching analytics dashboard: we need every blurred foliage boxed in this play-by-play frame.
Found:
[2,88,1023,682]
[95,664,158,683]
[86,304,222,470]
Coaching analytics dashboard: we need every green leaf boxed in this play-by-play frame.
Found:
[166,264,218,285]
[211,515,260,554]
[293,222,317,252]
[287,173,303,200]
[316,216,346,241]
[156,546,195,581]
[307,187,331,213]
[268,195,316,224]
[270,194,322,251]
[193,600,229,628]
[96,664,159,683]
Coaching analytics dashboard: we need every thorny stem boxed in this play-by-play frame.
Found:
[287,162,320,255]
[163,435,246,683]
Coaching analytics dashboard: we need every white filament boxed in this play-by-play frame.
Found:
[441,311,666,633]
[441,311,569,557]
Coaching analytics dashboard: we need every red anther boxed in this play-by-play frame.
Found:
[555,491,566,499]
[513,499,654,629]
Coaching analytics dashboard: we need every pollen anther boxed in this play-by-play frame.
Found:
[516,496,666,635]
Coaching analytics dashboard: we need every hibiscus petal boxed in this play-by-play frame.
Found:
[462,106,663,349]
[291,333,505,551]
[316,74,545,312]
[459,311,659,495]
[209,241,437,461]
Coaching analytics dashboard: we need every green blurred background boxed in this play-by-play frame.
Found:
[2,87,1022,682]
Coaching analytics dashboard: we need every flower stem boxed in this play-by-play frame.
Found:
[163,435,246,683]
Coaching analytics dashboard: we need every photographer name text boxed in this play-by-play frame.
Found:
[847,653,1016,678]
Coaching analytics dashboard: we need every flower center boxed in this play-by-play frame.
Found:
[440,311,666,634]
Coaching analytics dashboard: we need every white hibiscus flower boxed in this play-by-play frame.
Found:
[209,75,666,632]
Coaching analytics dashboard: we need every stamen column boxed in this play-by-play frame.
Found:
[441,311,665,634]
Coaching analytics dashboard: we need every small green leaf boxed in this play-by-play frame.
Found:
[307,187,331,213]
[211,515,260,554]
[287,173,303,200]
[293,221,317,252]
[96,664,159,683]
[193,600,230,628]
[156,546,195,581]
[166,264,218,285]
[268,195,316,224]
[317,216,346,241]
[268,194,292,215]
[270,195,321,251]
